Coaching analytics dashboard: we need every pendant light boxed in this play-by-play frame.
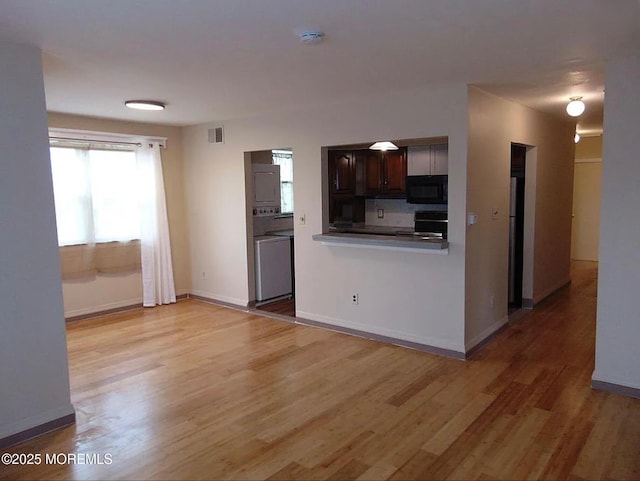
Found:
[369,141,399,151]
[566,96,585,117]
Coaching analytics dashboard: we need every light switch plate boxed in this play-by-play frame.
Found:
[298,214,306,225]
[491,207,499,220]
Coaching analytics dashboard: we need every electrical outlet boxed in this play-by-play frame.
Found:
[377,208,384,219]
[351,293,359,305]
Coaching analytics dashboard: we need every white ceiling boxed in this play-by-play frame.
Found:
[1,0,638,134]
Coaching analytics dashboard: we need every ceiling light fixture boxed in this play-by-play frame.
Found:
[369,141,399,151]
[566,96,585,117]
[574,132,581,143]
[125,100,166,111]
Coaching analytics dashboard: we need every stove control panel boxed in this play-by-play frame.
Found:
[253,206,281,217]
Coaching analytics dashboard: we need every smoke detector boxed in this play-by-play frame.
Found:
[299,31,325,45]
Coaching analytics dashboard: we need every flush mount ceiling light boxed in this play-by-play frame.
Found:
[574,132,581,143]
[125,100,166,111]
[369,141,399,151]
[299,31,325,45]
[566,96,585,117]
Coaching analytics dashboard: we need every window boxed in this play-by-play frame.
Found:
[272,149,293,214]
[50,146,140,246]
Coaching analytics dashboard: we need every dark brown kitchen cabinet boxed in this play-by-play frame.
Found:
[329,194,365,224]
[364,148,407,195]
[328,150,365,223]
[364,151,384,194]
[328,150,355,194]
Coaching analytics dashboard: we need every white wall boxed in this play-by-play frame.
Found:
[183,85,469,353]
[0,42,74,439]
[465,87,575,349]
[47,113,190,317]
[571,161,602,261]
[593,55,640,390]
[571,135,603,261]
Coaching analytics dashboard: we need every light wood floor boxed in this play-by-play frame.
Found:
[3,261,639,480]
[257,297,296,317]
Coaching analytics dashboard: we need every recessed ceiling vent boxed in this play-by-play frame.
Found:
[208,126,224,144]
[299,31,325,45]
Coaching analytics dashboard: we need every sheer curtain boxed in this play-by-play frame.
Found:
[51,145,142,279]
[136,143,176,307]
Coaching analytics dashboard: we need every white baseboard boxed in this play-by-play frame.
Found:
[533,277,571,305]
[592,371,640,396]
[189,290,248,308]
[464,315,509,353]
[64,297,142,318]
[0,403,75,440]
[296,310,464,354]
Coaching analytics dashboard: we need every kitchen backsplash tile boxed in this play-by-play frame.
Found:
[365,199,446,227]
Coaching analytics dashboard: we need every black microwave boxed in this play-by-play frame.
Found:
[406,175,448,204]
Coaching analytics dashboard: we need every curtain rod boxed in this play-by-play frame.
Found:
[49,136,167,148]
[50,136,142,147]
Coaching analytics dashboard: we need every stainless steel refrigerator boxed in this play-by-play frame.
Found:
[509,177,517,304]
[510,143,526,307]
[508,175,525,306]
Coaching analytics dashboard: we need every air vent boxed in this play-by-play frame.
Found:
[208,126,224,144]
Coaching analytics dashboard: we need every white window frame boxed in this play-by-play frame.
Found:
[272,149,294,214]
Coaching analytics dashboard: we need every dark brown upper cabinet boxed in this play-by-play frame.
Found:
[364,148,407,195]
[328,150,355,194]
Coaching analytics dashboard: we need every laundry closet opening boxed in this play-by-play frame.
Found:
[244,149,296,318]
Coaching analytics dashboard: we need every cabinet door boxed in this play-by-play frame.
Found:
[329,151,354,194]
[329,194,365,223]
[431,144,449,175]
[383,149,407,194]
[253,170,280,204]
[354,151,366,196]
[407,145,430,175]
[364,151,384,194]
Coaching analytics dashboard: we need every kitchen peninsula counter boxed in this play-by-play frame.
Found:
[313,224,448,253]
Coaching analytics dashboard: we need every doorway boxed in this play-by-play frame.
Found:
[244,148,296,319]
[509,144,526,309]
